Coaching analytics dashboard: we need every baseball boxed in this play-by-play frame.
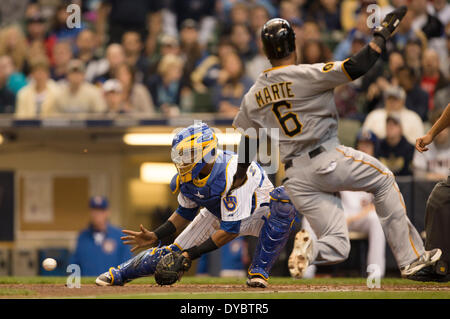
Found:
[42,258,57,271]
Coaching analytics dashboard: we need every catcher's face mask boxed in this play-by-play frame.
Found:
[171,124,218,183]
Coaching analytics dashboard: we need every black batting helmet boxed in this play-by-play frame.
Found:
[261,18,296,60]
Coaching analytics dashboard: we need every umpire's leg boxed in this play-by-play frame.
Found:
[425,176,450,262]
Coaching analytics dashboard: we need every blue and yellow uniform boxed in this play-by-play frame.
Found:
[101,123,298,286]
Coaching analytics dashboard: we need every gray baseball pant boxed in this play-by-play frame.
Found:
[284,137,424,268]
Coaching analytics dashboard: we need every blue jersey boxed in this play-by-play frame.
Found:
[69,224,132,276]
[170,150,271,233]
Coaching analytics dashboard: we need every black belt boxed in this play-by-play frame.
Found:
[285,146,326,170]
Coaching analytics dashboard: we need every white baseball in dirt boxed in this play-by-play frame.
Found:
[42,258,57,271]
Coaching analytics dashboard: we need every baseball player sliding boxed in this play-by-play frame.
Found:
[96,122,298,288]
[229,7,441,280]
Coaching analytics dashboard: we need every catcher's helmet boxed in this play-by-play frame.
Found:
[261,18,296,60]
[171,122,218,183]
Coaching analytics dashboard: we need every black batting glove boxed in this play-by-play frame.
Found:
[374,5,407,41]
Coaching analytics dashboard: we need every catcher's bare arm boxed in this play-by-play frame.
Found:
[416,103,450,152]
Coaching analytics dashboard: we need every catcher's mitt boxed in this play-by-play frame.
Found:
[154,251,192,286]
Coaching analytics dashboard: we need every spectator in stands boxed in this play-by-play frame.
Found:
[190,39,235,94]
[306,0,342,32]
[25,12,47,47]
[50,41,73,81]
[390,9,427,52]
[179,20,205,89]
[334,35,368,120]
[0,25,29,73]
[403,39,424,77]
[121,31,148,82]
[225,2,250,34]
[53,59,106,115]
[103,79,126,114]
[69,196,132,277]
[377,114,415,176]
[213,51,252,118]
[47,2,84,44]
[420,49,448,111]
[279,0,302,22]
[230,23,257,63]
[0,56,15,113]
[170,0,216,46]
[300,20,322,44]
[300,39,331,64]
[396,66,429,121]
[249,4,270,35]
[434,84,450,113]
[114,63,154,115]
[409,0,444,39]
[96,0,163,45]
[363,86,424,145]
[427,0,450,26]
[0,55,27,95]
[333,10,371,61]
[146,34,180,76]
[15,58,58,117]
[92,43,126,84]
[413,109,450,180]
[75,29,102,82]
[366,52,405,112]
[147,54,184,116]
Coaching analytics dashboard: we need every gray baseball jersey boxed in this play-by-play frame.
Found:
[233,61,350,163]
[233,61,426,270]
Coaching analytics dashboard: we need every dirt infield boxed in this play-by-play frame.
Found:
[2,283,450,298]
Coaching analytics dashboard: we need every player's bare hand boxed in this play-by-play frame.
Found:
[415,133,433,153]
[121,224,157,252]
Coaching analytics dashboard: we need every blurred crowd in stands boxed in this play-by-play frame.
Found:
[0,0,448,178]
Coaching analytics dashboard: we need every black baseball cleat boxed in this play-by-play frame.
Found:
[401,248,442,279]
[406,260,449,283]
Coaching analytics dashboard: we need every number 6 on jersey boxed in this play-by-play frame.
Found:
[272,101,303,137]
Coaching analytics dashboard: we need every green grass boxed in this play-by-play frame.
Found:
[0,288,35,296]
[0,276,448,287]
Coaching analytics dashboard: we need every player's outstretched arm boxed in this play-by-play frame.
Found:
[342,6,407,81]
[416,103,450,152]
[121,212,191,252]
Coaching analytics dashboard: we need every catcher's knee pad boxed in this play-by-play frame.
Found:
[113,244,180,285]
[248,186,298,280]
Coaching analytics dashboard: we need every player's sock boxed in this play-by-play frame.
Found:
[248,187,297,281]
[111,244,181,285]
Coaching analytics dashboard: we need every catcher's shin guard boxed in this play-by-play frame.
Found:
[248,186,297,281]
[111,244,181,285]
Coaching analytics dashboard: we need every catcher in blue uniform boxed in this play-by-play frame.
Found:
[96,122,298,288]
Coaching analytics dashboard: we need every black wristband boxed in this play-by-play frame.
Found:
[184,237,218,260]
[153,220,176,240]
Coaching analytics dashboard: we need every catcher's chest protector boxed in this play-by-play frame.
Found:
[425,178,450,276]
